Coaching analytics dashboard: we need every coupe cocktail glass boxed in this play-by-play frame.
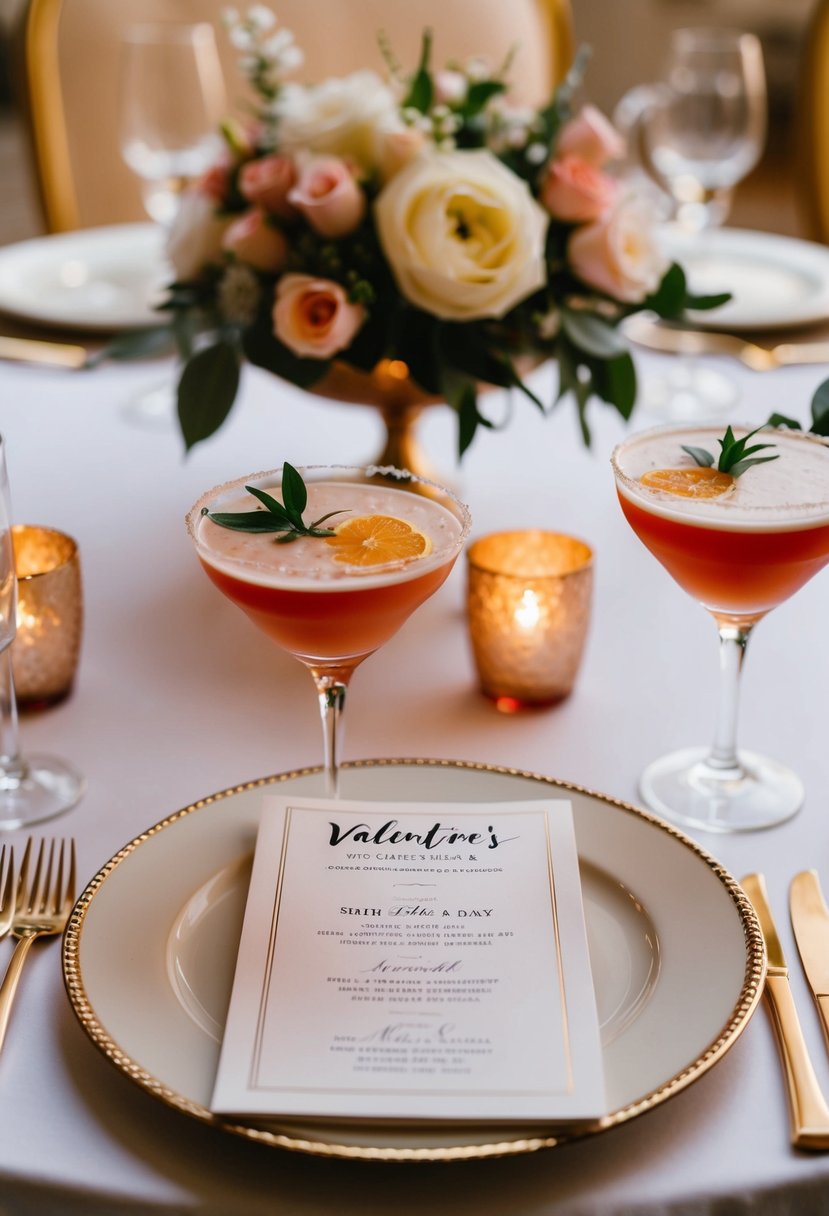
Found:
[612,424,829,832]
[187,465,470,795]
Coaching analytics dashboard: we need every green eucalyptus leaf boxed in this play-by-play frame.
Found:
[811,379,829,436]
[728,455,780,477]
[206,511,292,532]
[177,341,241,452]
[681,444,715,468]
[244,485,294,526]
[84,325,175,369]
[684,291,732,311]
[646,264,686,318]
[590,352,636,419]
[561,310,627,359]
[766,413,802,430]
[281,461,308,523]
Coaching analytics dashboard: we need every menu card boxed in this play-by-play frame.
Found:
[211,796,605,1124]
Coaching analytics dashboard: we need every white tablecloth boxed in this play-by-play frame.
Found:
[1,344,829,1215]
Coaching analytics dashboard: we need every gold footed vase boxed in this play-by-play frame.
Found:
[312,359,443,482]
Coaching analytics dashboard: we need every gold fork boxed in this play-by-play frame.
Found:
[624,314,829,372]
[0,838,76,1053]
[0,845,14,939]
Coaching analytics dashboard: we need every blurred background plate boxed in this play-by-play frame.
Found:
[0,222,168,331]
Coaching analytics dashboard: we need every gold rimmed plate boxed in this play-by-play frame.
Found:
[62,759,765,1162]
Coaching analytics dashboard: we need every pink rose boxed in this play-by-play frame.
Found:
[273,273,365,358]
[239,154,298,219]
[541,155,617,222]
[557,105,625,167]
[287,157,366,238]
[568,196,668,303]
[222,209,287,272]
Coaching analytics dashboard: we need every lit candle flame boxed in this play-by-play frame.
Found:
[514,588,541,630]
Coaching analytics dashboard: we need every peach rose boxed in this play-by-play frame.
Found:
[239,154,298,219]
[568,196,668,303]
[273,273,366,358]
[222,209,287,272]
[541,155,618,222]
[557,105,625,167]
[374,123,427,183]
[287,157,366,238]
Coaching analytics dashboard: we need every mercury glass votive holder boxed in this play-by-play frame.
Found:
[12,525,83,709]
[466,530,594,712]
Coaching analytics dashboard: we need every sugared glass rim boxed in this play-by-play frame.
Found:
[611,423,829,527]
[187,463,472,580]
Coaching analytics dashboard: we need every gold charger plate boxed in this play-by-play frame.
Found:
[62,759,764,1162]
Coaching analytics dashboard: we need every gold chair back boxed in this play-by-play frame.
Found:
[799,0,829,242]
[19,0,573,233]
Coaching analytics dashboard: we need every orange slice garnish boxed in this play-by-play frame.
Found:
[640,467,735,499]
[326,514,433,566]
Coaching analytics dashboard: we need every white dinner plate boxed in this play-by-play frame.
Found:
[0,223,170,331]
[62,759,764,1163]
[661,227,829,331]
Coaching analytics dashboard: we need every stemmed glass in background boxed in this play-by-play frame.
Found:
[188,465,471,796]
[0,436,85,829]
[119,22,226,227]
[612,424,829,833]
[118,23,227,425]
[615,28,767,419]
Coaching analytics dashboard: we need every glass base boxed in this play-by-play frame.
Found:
[0,754,86,830]
[639,746,804,833]
[122,381,175,430]
[642,361,739,422]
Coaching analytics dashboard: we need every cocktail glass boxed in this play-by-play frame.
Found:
[187,465,470,795]
[612,424,829,832]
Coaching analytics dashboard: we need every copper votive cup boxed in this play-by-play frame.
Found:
[466,530,594,712]
[12,525,83,709]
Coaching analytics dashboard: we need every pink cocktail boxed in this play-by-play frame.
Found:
[612,424,829,831]
[188,465,470,793]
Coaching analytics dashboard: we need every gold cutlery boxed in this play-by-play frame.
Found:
[624,314,829,372]
[0,838,76,1054]
[742,873,829,1149]
[0,335,88,369]
[790,870,829,1050]
[0,846,14,939]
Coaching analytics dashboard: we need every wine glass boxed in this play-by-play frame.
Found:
[119,22,227,227]
[615,29,767,420]
[118,23,226,427]
[187,465,471,796]
[0,436,85,829]
[611,423,829,833]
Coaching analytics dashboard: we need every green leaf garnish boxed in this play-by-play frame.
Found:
[681,425,779,478]
[204,462,349,542]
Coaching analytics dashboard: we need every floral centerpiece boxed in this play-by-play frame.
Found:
[164,6,725,457]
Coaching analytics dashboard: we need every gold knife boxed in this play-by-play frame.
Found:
[791,871,829,1051]
[624,314,829,372]
[742,873,829,1149]
[0,335,87,369]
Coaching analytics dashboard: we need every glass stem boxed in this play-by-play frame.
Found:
[310,668,353,797]
[708,623,753,773]
[0,647,25,785]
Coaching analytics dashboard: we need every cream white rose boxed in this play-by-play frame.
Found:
[274,71,398,170]
[166,189,229,280]
[374,149,549,321]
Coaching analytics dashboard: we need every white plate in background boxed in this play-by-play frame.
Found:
[0,223,170,331]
